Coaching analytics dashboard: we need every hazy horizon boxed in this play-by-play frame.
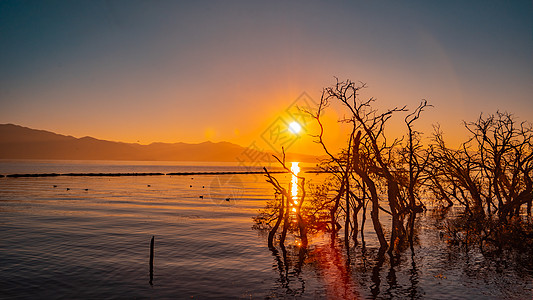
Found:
[0,123,321,162]
[1,122,248,146]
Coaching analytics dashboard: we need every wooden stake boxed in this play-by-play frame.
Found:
[149,236,154,285]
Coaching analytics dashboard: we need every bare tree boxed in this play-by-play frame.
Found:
[402,100,432,251]
[255,148,308,248]
[428,112,533,252]
[466,112,533,220]
[305,79,430,254]
[254,79,532,264]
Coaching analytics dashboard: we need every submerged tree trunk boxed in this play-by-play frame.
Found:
[268,194,285,249]
[352,194,362,245]
[365,174,388,250]
[296,178,308,248]
[360,182,368,248]
[352,130,388,250]
[280,194,291,247]
[345,176,350,247]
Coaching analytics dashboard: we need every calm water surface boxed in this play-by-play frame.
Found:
[0,161,532,299]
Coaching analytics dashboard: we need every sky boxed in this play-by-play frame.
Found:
[1,0,532,155]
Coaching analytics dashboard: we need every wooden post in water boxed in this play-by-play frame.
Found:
[149,236,154,285]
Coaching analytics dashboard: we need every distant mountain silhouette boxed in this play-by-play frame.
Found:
[0,124,317,162]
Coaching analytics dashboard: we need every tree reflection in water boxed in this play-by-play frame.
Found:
[260,213,532,299]
[264,233,427,299]
[267,244,306,298]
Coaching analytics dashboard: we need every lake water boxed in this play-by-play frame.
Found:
[1,160,532,299]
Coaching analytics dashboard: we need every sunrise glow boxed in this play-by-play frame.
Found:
[288,121,302,134]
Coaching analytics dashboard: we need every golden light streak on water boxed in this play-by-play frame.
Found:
[290,162,300,214]
[290,162,300,200]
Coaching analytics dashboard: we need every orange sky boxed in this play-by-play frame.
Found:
[1,1,532,155]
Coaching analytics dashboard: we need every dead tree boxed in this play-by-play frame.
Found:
[308,79,429,253]
[258,79,431,254]
[262,149,308,248]
[430,112,533,221]
[403,100,432,251]
[428,112,533,252]
[465,112,533,220]
[324,79,411,253]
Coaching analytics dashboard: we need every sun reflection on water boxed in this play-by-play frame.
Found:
[290,161,300,202]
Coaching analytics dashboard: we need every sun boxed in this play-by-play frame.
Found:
[288,121,302,134]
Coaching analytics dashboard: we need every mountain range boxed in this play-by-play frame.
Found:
[0,124,317,162]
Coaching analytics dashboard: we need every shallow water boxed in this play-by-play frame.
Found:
[0,161,532,299]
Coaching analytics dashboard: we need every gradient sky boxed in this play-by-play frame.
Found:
[1,0,532,155]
